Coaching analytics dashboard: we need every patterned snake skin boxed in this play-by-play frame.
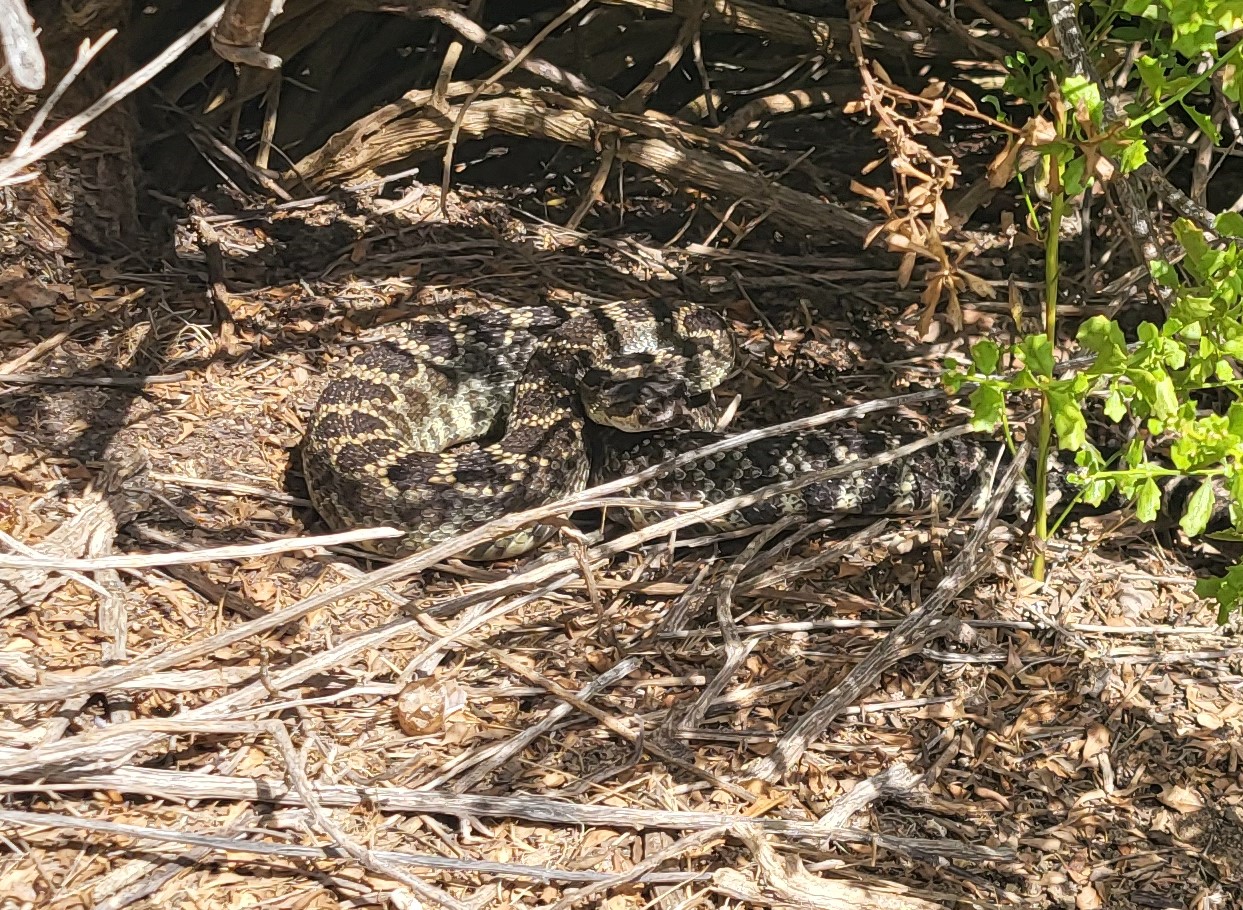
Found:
[599,427,1002,531]
[303,298,1004,559]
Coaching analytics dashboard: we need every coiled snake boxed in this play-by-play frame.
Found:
[303,298,1001,559]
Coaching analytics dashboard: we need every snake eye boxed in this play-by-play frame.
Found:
[582,375,695,430]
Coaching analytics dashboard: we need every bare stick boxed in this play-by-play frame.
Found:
[0,391,946,699]
[1044,0,1176,301]
[0,527,404,571]
[439,0,593,209]
[290,85,879,244]
[816,761,927,829]
[445,658,642,792]
[0,432,1001,804]
[417,4,617,106]
[259,719,466,910]
[540,828,727,910]
[12,31,115,158]
[0,329,72,376]
[211,0,284,69]
[0,769,1016,862]
[0,808,705,886]
[715,824,944,910]
[428,0,479,111]
[0,0,44,89]
[0,5,225,185]
[669,518,796,735]
[0,371,190,388]
[486,648,757,801]
[746,443,1029,782]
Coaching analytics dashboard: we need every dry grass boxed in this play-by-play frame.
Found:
[1,2,1241,908]
[0,191,1237,910]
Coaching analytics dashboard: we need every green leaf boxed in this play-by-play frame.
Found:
[1171,434,1195,471]
[1174,219,1211,278]
[1011,368,1040,391]
[970,339,1001,374]
[1061,154,1088,197]
[1195,575,1221,599]
[1104,388,1127,422]
[1131,367,1178,419]
[1119,139,1149,173]
[1196,565,1243,624]
[1180,479,1216,537]
[1075,444,1107,472]
[1152,372,1180,418]
[1135,55,1167,100]
[1136,478,1161,522]
[1223,65,1243,106]
[1180,101,1222,144]
[1216,211,1243,238]
[1080,476,1115,507]
[1176,294,1216,321]
[1020,334,1055,379]
[1132,368,1180,420]
[1062,75,1103,127]
[1172,20,1225,58]
[1230,470,1243,526]
[1048,387,1087,451]
[968,384,1006,431]
[1077,315,1126,362]
[1149,259,1177,286]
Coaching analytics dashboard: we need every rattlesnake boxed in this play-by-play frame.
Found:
[303,298,1004,558]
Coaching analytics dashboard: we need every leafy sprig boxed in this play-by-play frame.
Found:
[947,215,1243,620]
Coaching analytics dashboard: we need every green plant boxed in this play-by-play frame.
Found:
[948,214,1243,622]
[942,0,1243,620]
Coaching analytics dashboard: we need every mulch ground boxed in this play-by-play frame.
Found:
[1,187,1239,910]
[2,2,1242,906]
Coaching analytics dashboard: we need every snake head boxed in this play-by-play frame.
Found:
[580,369,721,432]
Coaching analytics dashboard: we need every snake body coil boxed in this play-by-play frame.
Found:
[304,300,734,558]
[304,299,1003,558]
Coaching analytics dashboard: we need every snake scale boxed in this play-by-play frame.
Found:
[303,298,1005,559]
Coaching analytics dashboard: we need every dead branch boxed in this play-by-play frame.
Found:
[0,768,1017,863]
[0,390,954,707]
[0,0,43,89]
[0,5,223,185]
[0,807,709,886]
[713,825,945,910]
[212,0,284,68]
[746,443,1030,782]
[414,4,619,106]
[1044,0,1195,302]
[287,86,877,242]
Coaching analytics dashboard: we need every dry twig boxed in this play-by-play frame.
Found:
[0,768,1015,863]
[0,5,224,186]
[747,443,1029,781]
[0,0,43,89]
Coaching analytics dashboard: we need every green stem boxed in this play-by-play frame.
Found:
[1129,44,1242,130]
[1033,171,1065,582]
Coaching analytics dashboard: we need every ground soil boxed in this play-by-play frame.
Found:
[1,5,1241,909]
